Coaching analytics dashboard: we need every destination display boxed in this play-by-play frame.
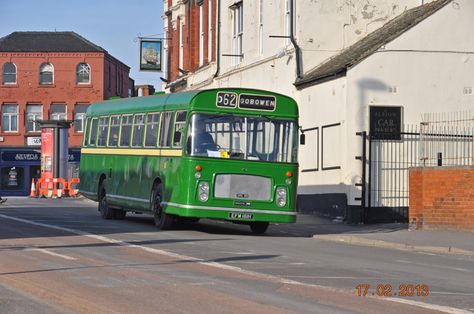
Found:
[239,94,276,111]
[216,92,238,108]
[216,92,277,111]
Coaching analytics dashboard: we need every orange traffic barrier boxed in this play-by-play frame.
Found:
[68,178,80,197]
[56,178,67,198]
[29,178,37,197]
[36,178,49,198]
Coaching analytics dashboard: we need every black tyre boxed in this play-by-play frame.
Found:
[98,181,114,219]
[249,222,269,234]
[151,183,174,230]
[114,209,127,220]
[176,217,200,224]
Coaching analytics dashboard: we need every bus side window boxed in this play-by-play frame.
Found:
[83,118,90,146]
[145,113,160,147]
[159,112,174,147]
[97,117,109,147]
[132,114,145,147]
[173,111,187,148]
[89,118,99,147]
[119,115,133,147]
[108,116,120,147]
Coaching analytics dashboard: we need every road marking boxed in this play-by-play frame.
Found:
[0,213,470,314]
[383,298,473,314]
[396,259,472,273]
[24,248,77,261]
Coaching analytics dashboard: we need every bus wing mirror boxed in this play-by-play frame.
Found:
[300,133,305,145]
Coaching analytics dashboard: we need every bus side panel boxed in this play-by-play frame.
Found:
[79,152,106,201]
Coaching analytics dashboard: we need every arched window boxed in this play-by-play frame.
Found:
[2,62,17,84]
[39,63,54,85]
[76,63,90,84]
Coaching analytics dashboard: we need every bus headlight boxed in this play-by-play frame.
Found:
[276,187,287,207]
[198,181,209,202]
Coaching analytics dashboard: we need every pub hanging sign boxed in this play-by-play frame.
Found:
[369,106,402,140]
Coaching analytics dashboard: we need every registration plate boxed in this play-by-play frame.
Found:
[228,212,254,220]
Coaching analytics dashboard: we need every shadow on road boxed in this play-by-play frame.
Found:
[0,198,408,240]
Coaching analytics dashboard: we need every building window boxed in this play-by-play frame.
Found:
[26,105,43,132]
[231,2,243,65]
[179,18,184,70]
[2,62,17,84]
[199,4,204,66]
[74,104,89,133]
[163,27,169,80]
[76,63,91,84]
[208,0,213,62]
[50,104,67,121]
[39,63,54,85]
[1,104,18,132]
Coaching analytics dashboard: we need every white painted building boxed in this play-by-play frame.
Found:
[163,0,473,222]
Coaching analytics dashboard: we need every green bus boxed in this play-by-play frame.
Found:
[79,88,299,234]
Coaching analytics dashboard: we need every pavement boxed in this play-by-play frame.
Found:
[296,214,474,256]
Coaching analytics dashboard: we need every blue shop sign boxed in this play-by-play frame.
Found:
[1,152,41,162]
[68,151,81,162]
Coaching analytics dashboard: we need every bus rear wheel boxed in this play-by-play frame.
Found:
[151,183,174,230]
[98,181,114,219]
[249,222,269,234]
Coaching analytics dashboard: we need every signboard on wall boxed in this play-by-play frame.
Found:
[369,106,402,140]
[139,39,162,71]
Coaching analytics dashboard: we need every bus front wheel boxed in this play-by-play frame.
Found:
[98,181,114,219]
[249,222,269,234]
[151,183,174,230]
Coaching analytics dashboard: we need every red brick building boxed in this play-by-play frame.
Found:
[163,0,216,91]
[0,31,130,196]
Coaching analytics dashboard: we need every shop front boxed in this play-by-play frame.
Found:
[0,147,80,196]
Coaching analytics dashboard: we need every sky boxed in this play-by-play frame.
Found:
[0,0,164,90]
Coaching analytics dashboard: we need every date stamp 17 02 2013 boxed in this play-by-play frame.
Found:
[356,283,429,297]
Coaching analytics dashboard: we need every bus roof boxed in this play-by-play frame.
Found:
[87,88,298,119]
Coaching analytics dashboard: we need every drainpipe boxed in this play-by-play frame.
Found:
[290,0,303,79]
[212,0,221,79]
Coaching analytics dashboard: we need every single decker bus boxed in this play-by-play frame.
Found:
[79,88,299,234]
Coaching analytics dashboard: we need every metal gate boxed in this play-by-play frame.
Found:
[363,123,473,223]
[366,129,420,223]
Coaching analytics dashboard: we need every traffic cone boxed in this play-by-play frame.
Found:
[29,178,37,198]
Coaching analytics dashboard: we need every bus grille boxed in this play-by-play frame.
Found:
[214,174,271,201]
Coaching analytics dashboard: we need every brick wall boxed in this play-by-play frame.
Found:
[409,166,474,231]
[0,52,129,148]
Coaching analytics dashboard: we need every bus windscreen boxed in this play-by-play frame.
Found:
[186,113,297,163]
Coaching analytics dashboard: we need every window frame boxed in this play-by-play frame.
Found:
[231,2,244,65]
[172,111,187,148]
[119,114,133,147]
[39,63,54,85]
[1,104,19,133]
[26,104,43,133]
[76,63,91,84]
[199,3,205,66]
[88,117,99,147]
[107,115,121,147]
[144,112,161,148]
[50,104,67,121]
[83,118,90,146]
[73,104,89,133]
[2,62,17,85]
[96,116,110,147]
[158,111,174,148]
[131,113,145,147]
